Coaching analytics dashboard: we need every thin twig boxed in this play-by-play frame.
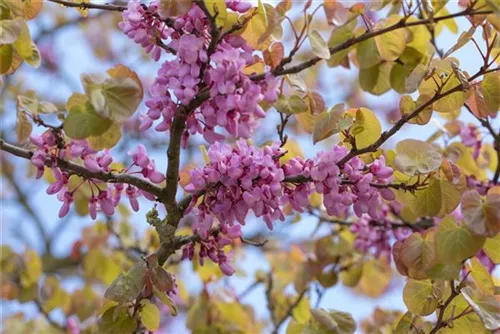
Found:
[272,288,309,334]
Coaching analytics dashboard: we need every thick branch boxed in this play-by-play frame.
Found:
[46,0,126,11]
[0,139,163,198]
[161,88,210,218]
[35,11,112,43]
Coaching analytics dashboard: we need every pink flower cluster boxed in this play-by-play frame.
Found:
[185,140,285,229]
[311,147,394,219]
[121,1,279,145]
[29,130,163,219]
[181,141,400,274]
[182,212,242,276]
[283,146,395,219]
[459,122,481,159]
[351,204,411,259]
[118,0,170,61]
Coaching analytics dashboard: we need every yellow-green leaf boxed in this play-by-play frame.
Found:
[435,216,486,264]
[204,0,227,27]
[0,17,23,44]
[15,109,32,142]
[468,257,495,295]
[462,188,500,238]
[63,101,113,139]
[483,234,500,263]
[374,15,409,61]
[20,249,42,287]
[461,286,500,331]
[313,103,352,144]
[310,308,357,334]
[327,20,356,67]
[345,107,381,149]
[139,300,160,331]
[82,65,143,124]
[104,261,146,303]
[359,61,393,95]
[0,44,13,74]
[394,139,442,176]
[153,286,178,316]
[356,33,382,69]
[309,30,330,59]
[482,72,500,114]
[403,279,442,316]
[99,305,137,334]
[274,95,308,115]
[87,123,122,150]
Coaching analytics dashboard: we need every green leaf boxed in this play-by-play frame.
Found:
[0,44,13,74]
[435,216,486,264]
[99,305,137,334]
[0,18,22,44]
[313,103,351,144]
[139,300,160,331]
[482,72,500,114]
[63,102,113,140]
[104,261,146,304]
[310,308,357,334]
[309,30,330,59]
[403,279,442,316]
[374,15,409,61]
[394,139,442,176]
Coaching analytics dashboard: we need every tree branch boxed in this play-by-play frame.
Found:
[337,67,500,166]
[0,139,164,198]
[34,298,66,332]
[272,288,309,334]
[46,0,126,12]
[251,8,493,80]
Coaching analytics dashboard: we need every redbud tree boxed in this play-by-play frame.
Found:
[1,0,499,333]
